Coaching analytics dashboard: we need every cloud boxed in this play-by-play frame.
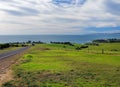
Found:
[0,0,120,35]
[105,0,120,15]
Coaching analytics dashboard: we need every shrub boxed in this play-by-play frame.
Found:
[76,47,81,50]
[2,81,14,87]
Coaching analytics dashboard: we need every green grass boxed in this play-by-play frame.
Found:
[2,43,120,87]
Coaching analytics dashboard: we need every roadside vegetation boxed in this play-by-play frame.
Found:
[0,43,27,50]
[0,43,27,54]
[2,41,120,87]
[0,41,43,54]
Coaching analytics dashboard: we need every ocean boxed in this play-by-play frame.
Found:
[0,33,120,43]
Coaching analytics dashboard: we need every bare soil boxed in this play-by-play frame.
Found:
[0,51,27,87]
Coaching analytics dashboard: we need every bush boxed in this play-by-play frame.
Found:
[22,55,33,63]
[80,45,88,48]
[85,43,99,46]
[76,47,82,50]
[0,43,10,49]
[76,45,88,50]
[50,42,74,46]
[111,49,119,51]
[2,81,15,87]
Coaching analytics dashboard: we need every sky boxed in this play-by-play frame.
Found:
[0,0,120,35]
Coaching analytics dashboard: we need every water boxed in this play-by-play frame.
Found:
[0,33,120,43]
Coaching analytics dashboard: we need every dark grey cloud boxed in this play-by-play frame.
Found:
[105,0,120,15]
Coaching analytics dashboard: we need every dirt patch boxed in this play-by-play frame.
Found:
[0,55,19,87]
[0,49,29,87]
[0,70,13,87]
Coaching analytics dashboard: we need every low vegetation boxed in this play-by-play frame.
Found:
[50,42,74,46]
[0,40,44,50]
[2,42,120,87]
[0,43,27,50]
[93,38,120,43]
[0,43,10,49]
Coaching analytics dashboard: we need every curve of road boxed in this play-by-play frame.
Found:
[0,47,29,60]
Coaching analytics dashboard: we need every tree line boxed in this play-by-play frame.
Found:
[0,43,28,50]
[0,40,45,50]
[50,42,74,46]
[93,39,120,43]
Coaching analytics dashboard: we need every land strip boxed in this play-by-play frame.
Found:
[0,47,29,86]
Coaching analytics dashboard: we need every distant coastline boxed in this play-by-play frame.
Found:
[0,33,120,44]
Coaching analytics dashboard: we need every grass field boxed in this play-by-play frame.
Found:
[2,43,120,87]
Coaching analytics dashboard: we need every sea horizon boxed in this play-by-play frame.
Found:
[0,32,120,36]
[0,33,120,44]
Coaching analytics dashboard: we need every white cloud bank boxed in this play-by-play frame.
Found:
[0,0,120,35]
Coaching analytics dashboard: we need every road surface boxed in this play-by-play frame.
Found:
[0,47,29,60]
[0,47,29,73]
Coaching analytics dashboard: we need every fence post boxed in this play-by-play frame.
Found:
[102,49,104,54]
[88,48,89,53]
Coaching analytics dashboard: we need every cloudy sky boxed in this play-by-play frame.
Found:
[0,0,120,35]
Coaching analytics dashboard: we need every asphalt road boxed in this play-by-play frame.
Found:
[0,47,29,60]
